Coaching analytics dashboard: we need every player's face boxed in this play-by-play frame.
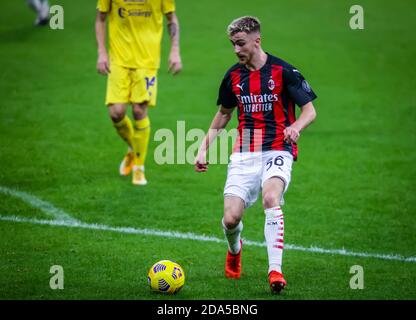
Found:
[229,32,259,65]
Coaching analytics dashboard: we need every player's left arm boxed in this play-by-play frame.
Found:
[283,102,317,143]
[165,12,182,75]
[283,67,318,143]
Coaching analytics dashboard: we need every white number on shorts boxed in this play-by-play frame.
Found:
[266,156,284,171]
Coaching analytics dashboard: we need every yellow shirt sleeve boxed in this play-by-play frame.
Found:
[97,0,111,12]
[162,0,175,14]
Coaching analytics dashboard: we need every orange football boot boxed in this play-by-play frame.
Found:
[269,270,287,293]
[225,240,242,279]
[132,166,147,185]
[119,151,135,176]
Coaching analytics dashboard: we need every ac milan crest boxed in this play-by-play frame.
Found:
[268,78,275,90]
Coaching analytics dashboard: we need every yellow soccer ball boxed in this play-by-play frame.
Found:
[147,260,185,294]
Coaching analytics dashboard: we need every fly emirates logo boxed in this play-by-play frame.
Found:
[236,93,278,113]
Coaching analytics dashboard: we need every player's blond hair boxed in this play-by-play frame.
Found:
[227,16,261,36]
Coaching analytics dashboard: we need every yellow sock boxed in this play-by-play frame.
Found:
[132,117,151,166]
[114,116,134,149]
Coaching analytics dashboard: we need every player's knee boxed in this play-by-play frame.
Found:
[262,192,281,209]
[223,216,240,229]
[223,208,241,229]
[132,103,148,119]
[109,107,125,123]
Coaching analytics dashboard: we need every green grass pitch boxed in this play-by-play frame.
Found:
[0,0,415,300]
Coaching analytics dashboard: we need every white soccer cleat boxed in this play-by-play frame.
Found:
[132,166,147,185]
[119,151,135,176]
[34,0,50,26]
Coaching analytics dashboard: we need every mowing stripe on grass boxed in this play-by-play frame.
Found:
[0,214,415,263]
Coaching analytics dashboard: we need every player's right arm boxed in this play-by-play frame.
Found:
[95,10,110,75]
[194,106,234,172]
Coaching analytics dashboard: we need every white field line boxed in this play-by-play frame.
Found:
[1,186,415,263]
[0,215,415,263]
[0,186,78,223]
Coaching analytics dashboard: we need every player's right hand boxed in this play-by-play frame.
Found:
[195,160,209,172]
[194,154,209,173]
[97,53,110,75]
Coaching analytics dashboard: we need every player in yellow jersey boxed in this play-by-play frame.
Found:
[95,0,182,185]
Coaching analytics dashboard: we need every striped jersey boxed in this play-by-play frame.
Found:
[217,53,317,160]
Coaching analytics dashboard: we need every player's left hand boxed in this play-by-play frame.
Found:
[168,51,182,75]
[283,126,300,143]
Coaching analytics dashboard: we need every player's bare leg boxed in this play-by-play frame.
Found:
[262,177,287,293]
[131,102,150,185]
[109,103,135,176]
[223,195,245,279]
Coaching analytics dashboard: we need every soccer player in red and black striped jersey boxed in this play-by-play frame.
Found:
[195,16,317,293]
